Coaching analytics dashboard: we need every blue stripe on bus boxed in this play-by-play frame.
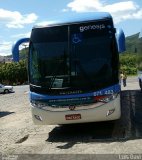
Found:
[30,84,120,101]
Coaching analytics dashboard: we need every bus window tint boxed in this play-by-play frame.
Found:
[30,20,118,91]
[69,21,116,90]
[30,26,70,88]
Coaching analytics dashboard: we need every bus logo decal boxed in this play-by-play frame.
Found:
[79,24,105,32]
[69,105,76,111]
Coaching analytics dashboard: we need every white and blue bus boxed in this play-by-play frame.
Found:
[29,12,125,125]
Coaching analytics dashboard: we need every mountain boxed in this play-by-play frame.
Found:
[125,32,142,54]
[19,48,28,60]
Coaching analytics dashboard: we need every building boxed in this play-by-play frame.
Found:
[0,56,12,63]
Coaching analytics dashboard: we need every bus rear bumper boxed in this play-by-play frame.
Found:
[31,95,121,125]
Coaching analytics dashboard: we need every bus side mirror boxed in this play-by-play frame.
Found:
[12,38,30,62]
[116,29,126,54]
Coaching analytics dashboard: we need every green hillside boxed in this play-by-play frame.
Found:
[120,32,142,74]
[19,48,28,60]
[125,32,142,54]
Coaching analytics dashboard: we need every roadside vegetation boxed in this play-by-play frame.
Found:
[119,53,137,75]
[120,53,142,76]
[0,60,28,85]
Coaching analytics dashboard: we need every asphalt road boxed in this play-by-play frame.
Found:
[0,77,142,160]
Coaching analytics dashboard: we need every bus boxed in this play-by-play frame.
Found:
[28,12,125,125]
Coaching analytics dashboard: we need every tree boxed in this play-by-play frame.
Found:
[119,53,137,75]
[0,60,28,85]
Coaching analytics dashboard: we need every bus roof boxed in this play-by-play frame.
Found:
[34,12,112,28]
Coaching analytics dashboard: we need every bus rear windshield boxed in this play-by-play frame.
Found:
[29,20,118,93]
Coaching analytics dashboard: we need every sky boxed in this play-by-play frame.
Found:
[0,0,142,56]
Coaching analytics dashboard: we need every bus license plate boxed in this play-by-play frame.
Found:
[65,114,81,120]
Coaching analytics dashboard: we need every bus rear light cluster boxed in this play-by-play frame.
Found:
[94,93,118,103]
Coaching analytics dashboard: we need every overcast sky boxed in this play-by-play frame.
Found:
[0,0,142,56]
